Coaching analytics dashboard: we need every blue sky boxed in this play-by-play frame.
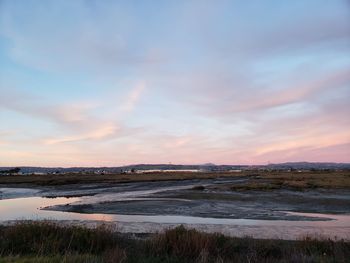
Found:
[0,0,349,167]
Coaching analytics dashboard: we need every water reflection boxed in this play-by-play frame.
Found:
[1,195,350,240]
[1,196,349,227]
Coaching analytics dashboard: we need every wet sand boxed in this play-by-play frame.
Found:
[43,178,350,221]
[1,176,350,240]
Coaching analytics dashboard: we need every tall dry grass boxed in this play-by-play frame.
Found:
[0,222,349,262]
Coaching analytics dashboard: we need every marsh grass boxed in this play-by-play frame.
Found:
[1,171,348,191]
[210,171,350,191]
[0,172,240,186]
[0,222,349,262]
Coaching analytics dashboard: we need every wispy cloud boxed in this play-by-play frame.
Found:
[0,0,349,166]
[0,87,97,129]
[120,81,146,113]
[43,123,120,145]
[0,86,142,146]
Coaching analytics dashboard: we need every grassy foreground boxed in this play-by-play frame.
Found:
[0,222,349,263]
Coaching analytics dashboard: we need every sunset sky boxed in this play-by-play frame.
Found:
[0,0,349,167]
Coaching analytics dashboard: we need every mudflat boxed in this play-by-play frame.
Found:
[1,171,349,221]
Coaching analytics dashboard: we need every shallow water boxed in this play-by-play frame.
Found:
[1,185,350,240]
[0,195,350,239]
[0,187,41,199]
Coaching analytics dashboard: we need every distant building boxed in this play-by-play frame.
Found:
[130,169,201,174]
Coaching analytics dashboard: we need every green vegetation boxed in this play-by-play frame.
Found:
[0,221,349,263]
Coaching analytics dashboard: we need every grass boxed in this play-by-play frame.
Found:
[1,171,349,190]
[211,171,350,191]
[263,171,350,189]
[0,255,102,263]
[0,172,243,186]
[0,221,349,263]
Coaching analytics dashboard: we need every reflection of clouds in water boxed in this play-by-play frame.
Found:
[83,214,114,222]
[1,184,350,241]
[0,195,350,240]
[0,188,41,199]
[1,196,350,228]
[40,197,81,207]
[285,211,350,228]
[0,197,80,220]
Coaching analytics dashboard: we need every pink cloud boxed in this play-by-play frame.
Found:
[120,81,146,113]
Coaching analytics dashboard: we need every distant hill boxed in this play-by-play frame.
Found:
[265,162,350,170]
[1,162,349,174]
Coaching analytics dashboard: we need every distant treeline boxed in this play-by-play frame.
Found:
[0,167,21,174]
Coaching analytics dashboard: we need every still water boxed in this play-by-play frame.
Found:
[1,195,349,240]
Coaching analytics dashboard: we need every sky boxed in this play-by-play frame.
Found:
[0,0,349,167]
